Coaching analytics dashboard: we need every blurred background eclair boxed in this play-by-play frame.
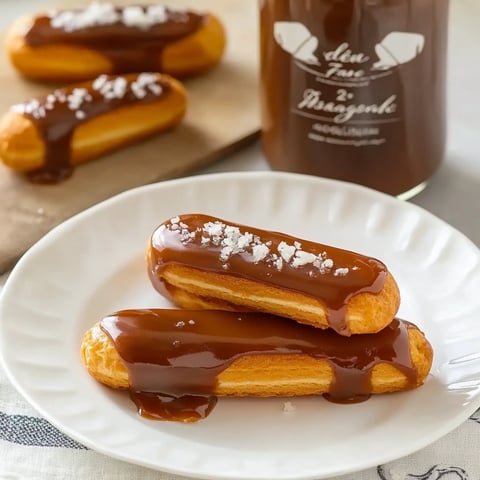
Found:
[6,3,226,82]
[0,72,187,183]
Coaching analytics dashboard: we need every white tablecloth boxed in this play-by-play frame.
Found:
[1,1,480,479]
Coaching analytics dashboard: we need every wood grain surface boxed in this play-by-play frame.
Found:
[0,0,260,273]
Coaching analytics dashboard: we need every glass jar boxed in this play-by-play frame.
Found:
[260,0,450,197]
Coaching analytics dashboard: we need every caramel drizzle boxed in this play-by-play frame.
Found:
[14,73,171,183]
[148,214,387,335]
[24,6,205,75]
[100,309,417,422]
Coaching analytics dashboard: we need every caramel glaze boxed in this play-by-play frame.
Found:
[24,8,205,75]
[148,214,387,335]
[14,74,171,184]
[100,309,417,422]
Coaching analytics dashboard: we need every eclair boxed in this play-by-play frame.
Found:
[80,309,433,422]
[146,214,401,335]
[0,72,186,183]
[6,3,226,82]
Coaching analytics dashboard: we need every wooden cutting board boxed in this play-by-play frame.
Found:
[0,0,260,273]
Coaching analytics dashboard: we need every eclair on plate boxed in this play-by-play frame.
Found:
[81,309,433,422]
[146,214,401,335]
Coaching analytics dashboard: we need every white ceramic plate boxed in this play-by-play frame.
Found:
[1,172,480,480]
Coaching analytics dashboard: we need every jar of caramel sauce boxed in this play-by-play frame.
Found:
[260,0,450,197]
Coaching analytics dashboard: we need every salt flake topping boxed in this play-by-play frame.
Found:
[48,2,189,32]
[12,73,163,119]
[167,218,351,276]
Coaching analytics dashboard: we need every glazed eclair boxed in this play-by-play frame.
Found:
[6,3,226,81]
[146,214,401,335]
[0,72,187,183]
[81,309,433,422]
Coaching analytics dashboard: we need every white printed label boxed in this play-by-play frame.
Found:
[273,22,425,147]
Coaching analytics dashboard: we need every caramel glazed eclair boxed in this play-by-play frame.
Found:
[6,3,226,81]
[81,309,433,422]
[146,214,401,335]
[0,72,186,183]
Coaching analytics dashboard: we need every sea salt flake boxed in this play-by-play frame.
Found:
[204,221,225,238]
[131,82,146,99]
[224,225,240,239]
[175,321,185,328]
[27,99,40,112]
[75,110,86,120]
[148,82,163,96]
[50,10,76,30]
[50,3,120,32]
[12,104,24,115]
[252,234,262,245]
[180,231,196,243]
[316,257,334,274]
[313,257,322,269]
[222,236,235,248]
[188,319,195,325]
[270,254,283,271]
[67,100,81,111]
[73,87,88,97]
[322,258,334,269]
[252,244,270,262]
[222,229,240,249]
[137,72,159,86]
[147,5,168,23]
[93,74,108,91]
[277,241,295,262]
[294,241,302,249]
[334,267,349,277]
[292,250,317,267]
[122,5,149,28]
[113,77,127,98]
[220,246,233,262]
[50,3,170,33]
[237,233,253,249]
[314,258,334,275]
[32,110,44,119]
[55,91,67,102]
